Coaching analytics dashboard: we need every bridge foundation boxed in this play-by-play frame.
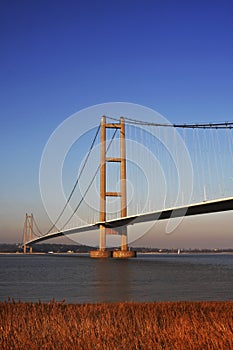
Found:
[90,250,112,258]
[89,249,136,258]
[112,250,136,258]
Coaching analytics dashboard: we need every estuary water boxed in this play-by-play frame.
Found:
[0,253,232,303]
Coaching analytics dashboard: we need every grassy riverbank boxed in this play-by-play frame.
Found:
[1,300,232,349]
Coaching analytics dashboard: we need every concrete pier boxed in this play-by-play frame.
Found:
[112,250,137,258]
[90,250,112,258]
[90,250,137,258]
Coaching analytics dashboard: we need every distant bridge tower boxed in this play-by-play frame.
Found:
[90,116,136,258]
[23,213,33,254]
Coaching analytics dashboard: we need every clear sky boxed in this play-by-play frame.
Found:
[0,0,232,247]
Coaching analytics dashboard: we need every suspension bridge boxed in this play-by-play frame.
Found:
[23,116,233,258]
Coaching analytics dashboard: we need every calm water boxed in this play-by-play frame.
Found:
[0,254,232,303]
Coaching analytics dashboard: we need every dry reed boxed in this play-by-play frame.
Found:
[0,300,232,349]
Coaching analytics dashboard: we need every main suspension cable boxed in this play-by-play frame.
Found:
[106,116,233,129]
[32,216,43,237]
[59,128,118,231]
[42,124,101,235]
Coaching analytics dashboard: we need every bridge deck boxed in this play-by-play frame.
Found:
[26,197,233,245]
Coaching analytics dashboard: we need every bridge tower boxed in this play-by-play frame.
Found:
[90,116,136,258]
[23,213,33,254]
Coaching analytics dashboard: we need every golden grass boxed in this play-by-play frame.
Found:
[0,300,232,349]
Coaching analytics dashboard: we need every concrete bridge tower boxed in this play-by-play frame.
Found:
[90,117,136,258]
[23,213,33,254]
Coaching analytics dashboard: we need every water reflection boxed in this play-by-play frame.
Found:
[94,259,132,303]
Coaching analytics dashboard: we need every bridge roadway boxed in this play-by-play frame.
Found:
[26,197,233,246]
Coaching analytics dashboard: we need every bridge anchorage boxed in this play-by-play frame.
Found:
[90,116,136,258]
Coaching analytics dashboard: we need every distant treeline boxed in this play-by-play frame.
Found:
[0,243,233,254]
[0,243,92,253]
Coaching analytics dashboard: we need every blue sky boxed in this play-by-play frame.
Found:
[0,0,232,245]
